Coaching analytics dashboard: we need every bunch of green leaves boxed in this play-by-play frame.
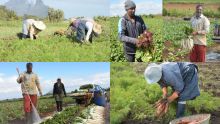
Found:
[41,106,80,124]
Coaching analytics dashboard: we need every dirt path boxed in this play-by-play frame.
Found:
[164,3,220,11]
[82,105,105,124]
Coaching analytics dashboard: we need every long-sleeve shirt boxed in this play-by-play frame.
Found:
[22,19,40,40]
[53,82,66,96]
[158,62,200,101]
[17,72,41,95]
[118,14,147,54]
[190,14,210,46]
[70,19,94,41]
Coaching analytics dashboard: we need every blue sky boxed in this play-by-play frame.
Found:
[0,0,162,17]
[0,62,110,100]
[0,0,109,18]
[110,0,162,16]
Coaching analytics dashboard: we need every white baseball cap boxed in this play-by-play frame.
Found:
[144,63,162,84]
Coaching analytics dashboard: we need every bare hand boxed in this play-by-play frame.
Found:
[192,31,198,35]
[136,39,142,47]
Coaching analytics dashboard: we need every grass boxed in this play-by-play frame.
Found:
[0,19,110,62]
[0,96,74,124]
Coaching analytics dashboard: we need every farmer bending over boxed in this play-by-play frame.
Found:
[17,63,42,124]
[68,18,101,43]
[118,0,147,62]
[144,62,200,118]
[22,19,46,40]
[53,78,67,112]
[190,4,210,62]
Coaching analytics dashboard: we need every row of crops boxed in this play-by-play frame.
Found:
[42,104,105,124]
[0,97,73,124]
[110,62,220,124]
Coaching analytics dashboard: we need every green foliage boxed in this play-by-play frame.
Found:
[0,18,110,61]
[47,8,64,22]
[0,5,19,21]
[0,97,73,124]
[110,16,163,62]
[188,91,220,113]
[163,8,220,18]
[110,63,220,124]
[41,106,80,124]
[184,25,193,36]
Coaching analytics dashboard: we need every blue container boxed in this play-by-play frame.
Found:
[93,91,106,106]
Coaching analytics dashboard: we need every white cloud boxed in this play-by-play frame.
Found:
[0,71,110,100]
[0,74,23,100]
[110,0,162,16]
[39,72,110,95]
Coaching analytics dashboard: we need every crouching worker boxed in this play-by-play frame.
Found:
[53,78,67,112]
[22,19,46,40]
[144,62,200,118]
[68,18,101,43]
[17,63,43,124]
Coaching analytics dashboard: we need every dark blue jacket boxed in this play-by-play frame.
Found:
[118,14,147,54]
[158,62,200,101]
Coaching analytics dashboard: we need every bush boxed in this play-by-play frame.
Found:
[47,8,64,22]
[0,5,19,20]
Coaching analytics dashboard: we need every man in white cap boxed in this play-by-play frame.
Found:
[22,19,46,40]
[118,0,147,62]
[144,62,200,118]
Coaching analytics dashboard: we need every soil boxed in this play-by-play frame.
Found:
[162,40,189,61]
[122,119,161,124]
[196,63,220,97]
[210,109,220,124]
[164,3,220,11]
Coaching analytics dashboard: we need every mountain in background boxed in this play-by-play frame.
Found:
[5,0,48,18]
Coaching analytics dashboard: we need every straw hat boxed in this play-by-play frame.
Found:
[144,63,162,84]
[33,21,46,31]
[70,18,77,23]
[93,22,102,35]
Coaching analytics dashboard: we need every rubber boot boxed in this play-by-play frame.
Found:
[25,112,32,124]
[60,101,63,111]
[56,101,59,112]
[176,102,186,118]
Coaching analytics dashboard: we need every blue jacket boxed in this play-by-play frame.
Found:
[158,62,200,101]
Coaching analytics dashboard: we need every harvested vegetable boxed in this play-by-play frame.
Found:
[181,26,194,51]
[154,98,169,117]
